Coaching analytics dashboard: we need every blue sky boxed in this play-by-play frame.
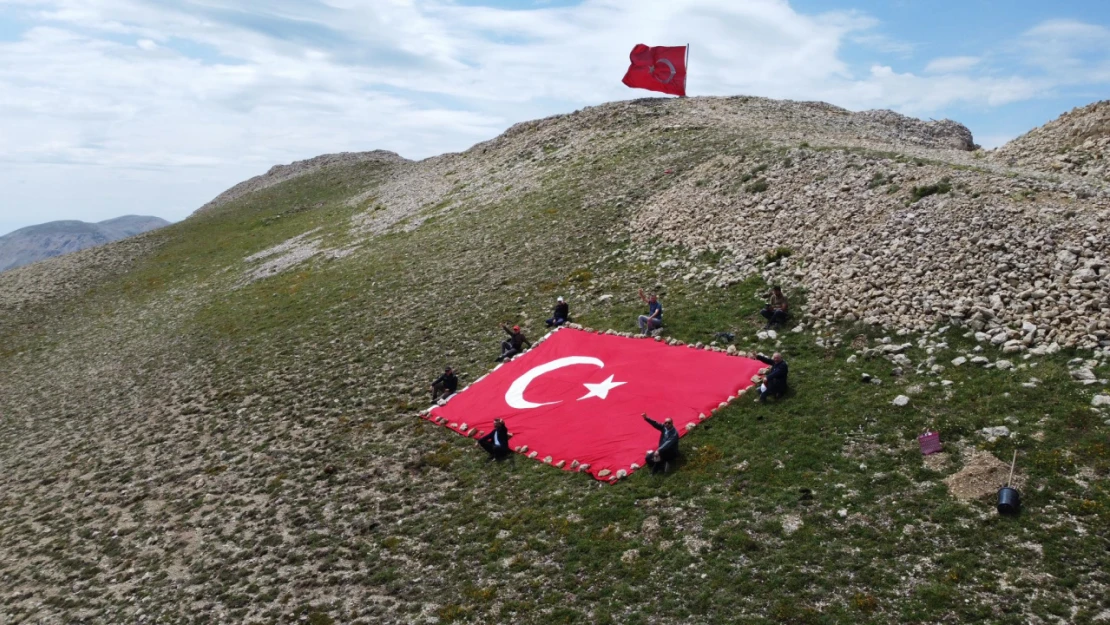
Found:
[0,0,1107,236]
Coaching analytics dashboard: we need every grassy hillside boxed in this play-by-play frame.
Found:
[1,97,1108,624]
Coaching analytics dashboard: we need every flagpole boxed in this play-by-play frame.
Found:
[684,43,690,97]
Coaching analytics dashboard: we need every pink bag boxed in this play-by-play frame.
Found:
[918,431,942,455]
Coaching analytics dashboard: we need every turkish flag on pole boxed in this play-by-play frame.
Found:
[426,328,764,482]
[622,43,688,97]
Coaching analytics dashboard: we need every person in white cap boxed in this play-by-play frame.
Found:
[546,296,570,327]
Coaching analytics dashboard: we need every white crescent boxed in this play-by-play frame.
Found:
[653,58,676,84]
[504,356,604,409]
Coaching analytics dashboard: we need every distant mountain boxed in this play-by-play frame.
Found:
[0,215,170,272]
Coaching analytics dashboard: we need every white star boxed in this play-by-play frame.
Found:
[578,374,627,401]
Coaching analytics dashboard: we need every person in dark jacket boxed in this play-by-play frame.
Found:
[642,413,680,473]
[477,418,511,461]
[431,367,458,402]
[756,352,789,402]
[497,324,532,361]
[546,296,570,327]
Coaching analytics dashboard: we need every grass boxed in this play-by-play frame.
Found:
[0,119,1108,625]
[910,178,953,202]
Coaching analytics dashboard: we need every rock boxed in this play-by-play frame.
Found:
[1072,368,1097,381]
[951,356,967,367]
[621,549,639,564]
[995,360,1014,370]
[979,426,1011,442]
[598,294,613,302]
[846,355,857,363]
[781,514,804,535]
[970,356,990,365]
[892,395,910,407]
[1092,394,1110,408]
[792,324,805,333]
[860,373,872,382]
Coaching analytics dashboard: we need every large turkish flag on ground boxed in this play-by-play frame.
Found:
[425,328,764,482]
[622,43,687,97]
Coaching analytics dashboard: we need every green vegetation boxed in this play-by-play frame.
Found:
[867,172,893,189]
[746,178,770,193]
[764,246,794,264]
[910,178,953,202]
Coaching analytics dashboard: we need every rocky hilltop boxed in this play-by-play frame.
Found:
[0,215,169,273]
[193,150,410,216]
[194,96,1110,353]
[991,100,1110,180]
[2,96,1108,624]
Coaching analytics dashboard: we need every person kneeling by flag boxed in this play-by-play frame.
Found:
[478,418,512,462]
[643,413,679,473]
[546,296,570,327]
[755,352,789,402]
[637,289,664,335]
[497,323,532,361]
[431,367,458,402]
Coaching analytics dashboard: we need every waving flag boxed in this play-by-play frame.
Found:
[425,328,763,482]
[622,43,688,97]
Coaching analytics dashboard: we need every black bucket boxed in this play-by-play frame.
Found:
[997,486,1021,515]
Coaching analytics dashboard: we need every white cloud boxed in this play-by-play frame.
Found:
[1018,18,1110,70]
[0,1,1106,234]
[924,56,980,74]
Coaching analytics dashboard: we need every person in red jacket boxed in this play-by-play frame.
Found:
[497,324,531,362]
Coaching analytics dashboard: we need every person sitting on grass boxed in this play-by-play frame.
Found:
[477,418,511,462]
[637,289,663,336]
[546,296,570,327]
[642,413,679,474]
[497,323,532,362]
[755,352,789,402]
[430,367,458,402]
[760,285,789,329]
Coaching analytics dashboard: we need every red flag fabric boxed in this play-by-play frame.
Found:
[425,328,764,482]
[622,43,687,97]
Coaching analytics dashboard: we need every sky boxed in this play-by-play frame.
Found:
[0,0,1108,236]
